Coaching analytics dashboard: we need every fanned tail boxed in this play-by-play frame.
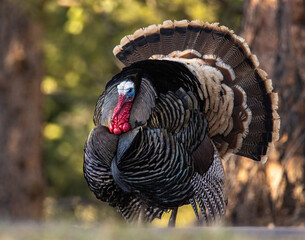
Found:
[113,19,280,162]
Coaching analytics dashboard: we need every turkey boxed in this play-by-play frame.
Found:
[83,20,280,226]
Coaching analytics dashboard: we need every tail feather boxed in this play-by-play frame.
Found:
[243,132,273,144]
[214,32,237,58]
[222,37,253,68]
[159,20,175,54]
[173,20,189,51]
[235,68,265,88]
[120,36,140,64]
[145,25,161,54]
[195,23,226,55]
[233,56,257,78]
[183,20,202,50]
[134,28,154,60]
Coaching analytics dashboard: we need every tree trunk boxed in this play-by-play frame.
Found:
[225,0,305,226]
[0,1,44,220]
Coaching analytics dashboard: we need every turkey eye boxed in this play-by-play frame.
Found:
[128,88,133,93]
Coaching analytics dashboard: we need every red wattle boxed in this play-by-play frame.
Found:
[109,123,114,133]
[113,127,121,135]
[109,94,133,135]
[122,122,130,132]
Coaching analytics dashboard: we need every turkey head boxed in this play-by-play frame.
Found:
[94,71,155,134]
[109,80,135,134]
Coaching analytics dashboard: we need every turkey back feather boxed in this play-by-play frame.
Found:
[113,19,279,162]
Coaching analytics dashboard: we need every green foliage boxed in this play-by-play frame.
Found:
[41,0,243,199]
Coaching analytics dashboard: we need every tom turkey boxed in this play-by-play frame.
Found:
[83,20,280,226]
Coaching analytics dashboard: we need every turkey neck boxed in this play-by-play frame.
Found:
[112,101,132,123]
[110,94,133,134]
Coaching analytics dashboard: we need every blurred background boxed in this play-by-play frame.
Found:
[0,0,304,230]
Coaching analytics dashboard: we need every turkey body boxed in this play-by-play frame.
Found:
[83,20,280,225]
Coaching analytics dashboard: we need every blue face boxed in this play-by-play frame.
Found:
[126,88,135,100]
[117,80,135,102]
